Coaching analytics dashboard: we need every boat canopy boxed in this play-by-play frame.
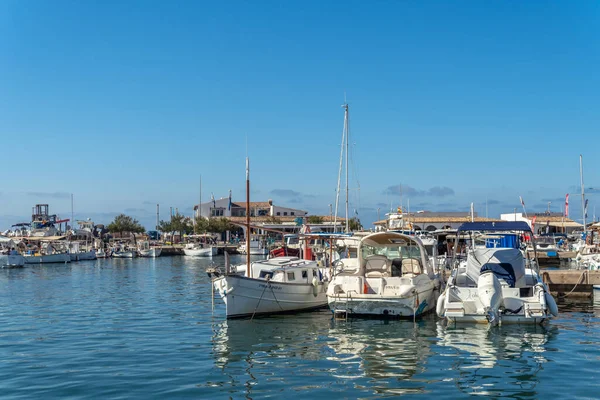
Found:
[358,232,434,277]
[465,247,526,288]
[458,221,532,233]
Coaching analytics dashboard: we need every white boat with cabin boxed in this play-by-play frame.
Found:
[238,236,269,255]
[112,244,137,258]
[437,221,558,325]
[138,241,162,257]
[211,256,328,318]
[327,231,442,318]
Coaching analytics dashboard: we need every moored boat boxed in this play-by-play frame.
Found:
[211,256,328,318]
[437,221,558,325]
[327,231,442,318]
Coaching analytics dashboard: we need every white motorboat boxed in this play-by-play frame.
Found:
[138,241,162,257]
[327,231,442,318]
[112,244,137,258]
[238,237,269,255]
[96,249,111,258]
[437,221,558,325]
[183,243,217,257]
[211,256,328,318]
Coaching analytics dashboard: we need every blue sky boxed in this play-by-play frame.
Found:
[1,1,599,230]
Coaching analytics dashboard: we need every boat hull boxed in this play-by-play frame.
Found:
[328,288,437,318]
[112,251,136,258]
[213,275,328,318]
[0,254,25,268]
[184,247,217,257]
[69,251,97,261]
[23,253,71,264]
[139,248,162,257]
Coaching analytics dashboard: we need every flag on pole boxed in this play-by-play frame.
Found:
[211,192,216,208]
[585,199,589,218]
[228,190,232,211]
[565,194,569,217]
[519,196,525,207]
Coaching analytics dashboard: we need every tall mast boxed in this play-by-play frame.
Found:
[156,204,159,231]
[246,157,251,277]
[71,193,74,231]
[344,103,349,233]
[334,106,345,232]
[580,154,586,233]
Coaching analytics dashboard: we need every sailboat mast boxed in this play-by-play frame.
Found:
[580,154,586,233]
[246,157,251,277]
[344,103,349,233]
[334,109,345,232]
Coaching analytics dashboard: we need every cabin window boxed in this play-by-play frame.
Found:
[301,270,308,278]
[312,270,318,277]
[276,212,281,216]
[259,271,273,279]
[287,272,295,281]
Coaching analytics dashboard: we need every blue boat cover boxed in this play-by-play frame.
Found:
[485,234,519,249]
[458,221,532,233]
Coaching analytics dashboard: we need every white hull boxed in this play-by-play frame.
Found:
[0,254,25,267]
[184,247,217,257]
[112,251,136,258]
[23,253,71,264]
[328,285,438,318]
[96,250,110,258]
[213,274,328,318]
[69,250,97,261]
[139,248,162,257]
[248,248,269,255]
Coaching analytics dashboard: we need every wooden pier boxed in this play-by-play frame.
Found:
[541,269,599,298]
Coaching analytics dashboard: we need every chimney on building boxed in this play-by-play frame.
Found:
[268,199,273,206]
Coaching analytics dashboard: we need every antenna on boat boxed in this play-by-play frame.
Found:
[71,193,74,231]
[344,102,349,233]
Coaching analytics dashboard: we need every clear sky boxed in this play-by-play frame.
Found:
[1,1,599,230]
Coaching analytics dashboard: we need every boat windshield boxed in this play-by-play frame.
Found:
[360,243,422,260]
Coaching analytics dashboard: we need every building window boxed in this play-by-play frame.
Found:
[291,212,295,216]
[276,212,281,216]
[211,208,224,217]
[284,212,288,216]
[287,272,295,281]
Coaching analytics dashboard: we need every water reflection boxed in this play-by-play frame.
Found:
[437,322,558,398]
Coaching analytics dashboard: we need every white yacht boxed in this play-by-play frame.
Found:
[437,221,558,325]
[211,256,328,318]
[327,231,442,318]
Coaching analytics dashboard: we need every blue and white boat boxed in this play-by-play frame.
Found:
[437,221,558,325]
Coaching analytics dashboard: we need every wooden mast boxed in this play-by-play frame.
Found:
[246,157,251,277]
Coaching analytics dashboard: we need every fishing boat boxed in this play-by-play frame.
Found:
[68,241,97,261]
[211,256,328,318]
[436,221,558,325]
[327,231,442,318]
[183,243,217,257]
[138,241,162,257]
[23,242,71,264]
[112,244,137,258]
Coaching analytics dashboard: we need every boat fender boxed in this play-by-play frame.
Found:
[545,291,558,317]
[223,286,234,296]
[312,276,318,288]
[436,292,446,317]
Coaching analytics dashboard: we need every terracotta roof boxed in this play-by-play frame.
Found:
[230,201,272,209]
[528,216,578,223]
[225,215,344,224]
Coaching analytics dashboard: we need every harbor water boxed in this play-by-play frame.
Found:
[1,256,600,399]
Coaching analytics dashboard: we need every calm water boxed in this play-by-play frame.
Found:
[1,256,600,399]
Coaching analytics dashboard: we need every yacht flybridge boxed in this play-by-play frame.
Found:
[436,221,558,325]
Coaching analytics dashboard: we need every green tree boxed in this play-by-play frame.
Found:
[158,214,194,237]
[348,217,363,231]
[206,217,234,233]
[107,214,145,241]
[194,217,209,233]
[306,215,323,224]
